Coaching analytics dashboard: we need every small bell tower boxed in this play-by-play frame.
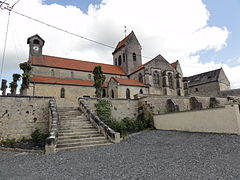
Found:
[27,34,45,61]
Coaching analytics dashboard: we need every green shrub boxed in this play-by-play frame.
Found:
[95,99,154,137]
[95,98,112,125]
[1,138,16,147]
[31,128,49,146]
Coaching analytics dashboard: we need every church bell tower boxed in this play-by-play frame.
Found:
[27,34,45,61]
[112,31,142,75]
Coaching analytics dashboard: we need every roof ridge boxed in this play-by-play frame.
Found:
[188,68,222,78]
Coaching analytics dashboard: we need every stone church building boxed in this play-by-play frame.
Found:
[25,31,185,105]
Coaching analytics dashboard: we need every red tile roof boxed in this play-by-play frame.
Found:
[31,76,108,87]
[113,77,146,87]
[31,55,126,76]
[113,32,132,54]
[171,61,178,69]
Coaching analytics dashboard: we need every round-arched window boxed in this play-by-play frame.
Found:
[111,90,114,98]
[60,88,65,98]
[118,55,122,66]
[126,88,130,99]
[133,53,136,61]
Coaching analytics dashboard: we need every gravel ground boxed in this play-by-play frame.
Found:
[1,130,240,180]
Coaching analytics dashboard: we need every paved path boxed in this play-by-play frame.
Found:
[1,130,240,180]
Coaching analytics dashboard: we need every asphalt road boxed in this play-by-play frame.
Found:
[1,130,240,180]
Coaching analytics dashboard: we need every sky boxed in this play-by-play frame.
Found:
[0,0,239,90]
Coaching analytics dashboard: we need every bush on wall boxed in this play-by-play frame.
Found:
[95,98,154,137]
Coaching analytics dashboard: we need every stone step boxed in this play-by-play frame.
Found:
[59,126,95,131]
[57,139,110,148]
[58,133,102,140]
[59,119,87,121]
[58,130,99,136]
[59,116,84,119]
[57,136,107,145]
[56,142,113,152]
[60,121,92,127]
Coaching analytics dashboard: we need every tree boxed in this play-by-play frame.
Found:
[93,66,106,98]
[9,73,21,95]
[19,62,32,92]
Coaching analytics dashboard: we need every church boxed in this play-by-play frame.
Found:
[24,31,185,105]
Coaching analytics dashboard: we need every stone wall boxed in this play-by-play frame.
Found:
[26,83,96,107]
[189,82,220,97]
[0,96,52,141]
[137,94,230,114]
[81,98,139,121]
[221,88,240,97]
[154,104,240,135]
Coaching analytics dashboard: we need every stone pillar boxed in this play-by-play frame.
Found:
[1,79,7,96]
[162,71,169,95]
[176,73,183,96]
[144,69,150,85]
[183,77,189,96]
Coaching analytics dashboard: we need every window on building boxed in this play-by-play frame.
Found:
[176,79,180,88]
[33,39,40,44]
[118,55,122,66]
[139,89,143,94]
[126,88,130,99]
[138,73,143,83]
[88,74,91,79]
[123,53,125,62]
[133,53,136,61]
[168,73,173,89]
[111,90,114,98]
[51,69,55,77]
[60,88,65,98]
[115,58,117,65]
[71,72,74,78]
[102,89,106,98]
[195,88,199,92]
[153,71,160,86]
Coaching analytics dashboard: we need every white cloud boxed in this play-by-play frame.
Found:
[0,0,239,88]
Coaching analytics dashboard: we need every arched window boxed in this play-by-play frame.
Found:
[60,88,65,98]
[33,39,40,44]
[115,58,117,65]
[71,72,74,78]
[102,89,106,98]
[168,73,173,89]
[51,69,55,77]
[123,53,125,62]
[139,89,143,94]
[88,74,91,79]
[133,53,136,61]
[111,90,114,98]
[153,71,160,86]
[126,88,130,99]
[118,55,122,66]
[138,73,143,83]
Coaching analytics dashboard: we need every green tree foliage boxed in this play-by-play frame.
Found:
[93,66,106,98]
[19,62,32,91]
[9,73,21,95]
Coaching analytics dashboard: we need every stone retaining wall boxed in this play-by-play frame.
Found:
[81,98,139,121]
[154,104,240,134]
[0,96,53,141]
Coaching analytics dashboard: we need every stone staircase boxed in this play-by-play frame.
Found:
[56,107,112,151]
